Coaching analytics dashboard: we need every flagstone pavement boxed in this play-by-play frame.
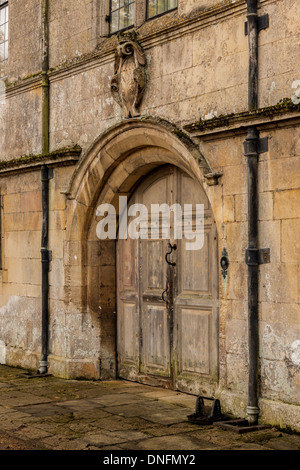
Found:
[0,365,299,451]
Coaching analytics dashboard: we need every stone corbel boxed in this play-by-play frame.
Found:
[204,171,223,186]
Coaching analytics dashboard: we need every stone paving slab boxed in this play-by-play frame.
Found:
[87,393,151,406]
[118,434,218,450]
[153,394,197,408]
[15,403,75,417]
[0,365,299,452]
[102,401,193,424]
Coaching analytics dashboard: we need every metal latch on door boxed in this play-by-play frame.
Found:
[162,243,177,306]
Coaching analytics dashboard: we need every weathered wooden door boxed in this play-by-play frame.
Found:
[117,166,218,393]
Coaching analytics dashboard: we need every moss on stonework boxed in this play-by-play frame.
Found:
[22,71,43,82]
[172,128,197,148]
[184,99,300,132]
[0,145,82,171]
[5,71,43,88]
[274,424,300,436]
[139,114,199,150]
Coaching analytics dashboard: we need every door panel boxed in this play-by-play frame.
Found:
[140,239,171,377]
[117,201,139,380]
[141,304,171,376]
[180,307,211,375]
[181,231,210,293]
[144,240,165,291]
[122,236,136,288]
[119,302,138,361]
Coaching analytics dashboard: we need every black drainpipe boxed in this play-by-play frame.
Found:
[244,0,261,425]
[39,165,51,374]
[38,0,50,375]
[246,0,259,112]
[244,126,260,425]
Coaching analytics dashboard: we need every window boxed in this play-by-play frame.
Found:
[0,1,8,79]
[110,1,136,34]
[147,0,177,19]
[108,0,178,34]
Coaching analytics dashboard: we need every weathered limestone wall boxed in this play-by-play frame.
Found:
[199,124,300,426]
[7,0,42,82]
[0,163,102,378]
[258,126,300,410]
[0,171,43,369]
[0,87,42,160]
[47,164,102,379]
[49,61,117,153]
[259,0,300,107]
[142,12,248,126]
[178,0,221,16]
[48,0,95,68]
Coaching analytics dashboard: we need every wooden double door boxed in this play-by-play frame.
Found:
[117,166,218,393]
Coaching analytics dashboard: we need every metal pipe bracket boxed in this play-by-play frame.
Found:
[246,248,270,266]
[245,13,269,35]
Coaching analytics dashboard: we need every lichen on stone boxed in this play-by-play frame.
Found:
[184,99,300,132]
[0,145,82,171]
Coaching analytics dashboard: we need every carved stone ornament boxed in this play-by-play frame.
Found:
[110,32,146,118]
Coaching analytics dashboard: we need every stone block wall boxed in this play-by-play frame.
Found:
[0,87,42,160]
[259,0,300,107]
[7,0,42,83]
[48,0,95,68]
[0,170,42,369]
[198,125,300,425]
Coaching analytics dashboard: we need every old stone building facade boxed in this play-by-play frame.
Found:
[0,0,299,431]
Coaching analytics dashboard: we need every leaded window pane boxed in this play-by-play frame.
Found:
[110,0,135,34]
[0,7,6,26]
[0,2,8,79]
[147,0,177,19]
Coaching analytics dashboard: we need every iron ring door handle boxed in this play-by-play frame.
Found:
[165,243,177,266]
